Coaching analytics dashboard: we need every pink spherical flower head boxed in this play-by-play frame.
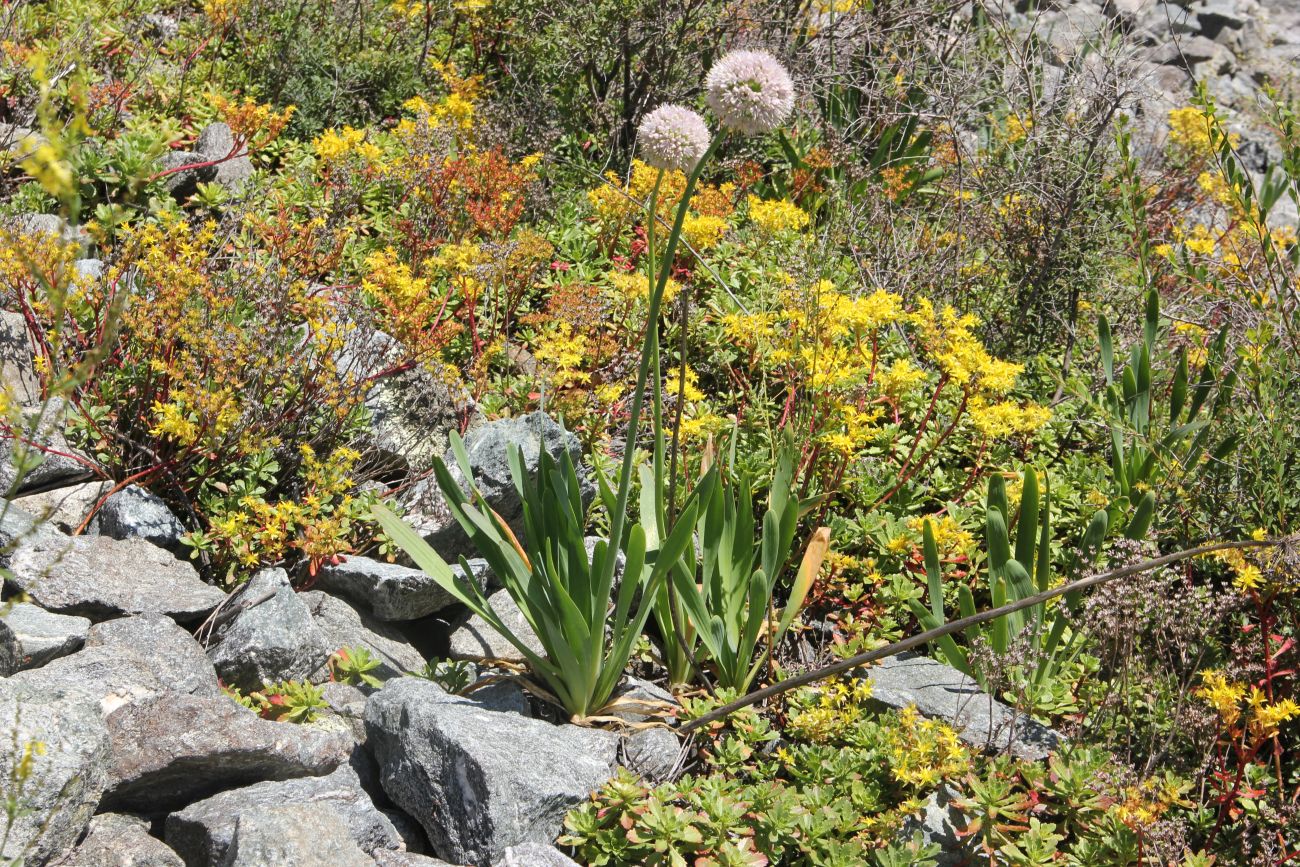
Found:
[637,104,712,172]
[705,49,795,135]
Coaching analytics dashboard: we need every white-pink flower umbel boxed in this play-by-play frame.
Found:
[637,104,712,172]
[705,49,795,135]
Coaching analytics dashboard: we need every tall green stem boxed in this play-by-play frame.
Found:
[597,138,722,597]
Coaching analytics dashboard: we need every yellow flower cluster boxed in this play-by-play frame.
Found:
[587,161,736,251]
[1111,774,1191,828]
[313,126,383,166]
[532,321,590,389]
[906,515,975,559]
[786,677,875,743]
[1166,106,1237,161]
[1210,547,1265,593]
[607,270,682,306]
[1196,669,1300,737]
[968,395,1054,439]
[747,195,810,234]
[209,445,363,570]
[880,705,970,789]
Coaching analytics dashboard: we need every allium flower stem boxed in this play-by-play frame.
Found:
[598,135,722,606]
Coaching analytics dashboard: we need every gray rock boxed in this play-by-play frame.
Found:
[447,589,544,664]
[0,681,110,866]
[98,485,186,553]
[608,677,677,724]
[0,123,41,155]
[493,843,580,867]
[8,621,220,720]
[865,652,1063,761]
[0,309,41,408]
[0,618,14,675]
[336,327,478,477]
[4,532,222,623]
[84,613,220,698]
[0,401,96,495]
[74,259,103,281]
[365,677,620,866]
[158,151,217,198]
[218,804,373,867]
[165,763,402,864]
[142,12,180,40]
[302,590,425,680]
[209,568,333,691]
[372,853,457,867]
[2,601,90,669]
[195,123,253,190]
[622,728,682,781]
[399,411,587,559]
[101,691,349,812]
[60,812,184,866]
[14,480,110,535]
[897,785,977,867]
[315,555,490,621]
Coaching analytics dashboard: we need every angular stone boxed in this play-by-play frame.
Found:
[0,401,96,495]
[195,122,253,190]
[365,677,619,866]
[158,150,217,199]
[208,568,333,691]
[8,616,220,721]
[398,412,588,559]
[622,728,683,781]
[4,532,222,623]
[61,812,184,866]
[373,853,457,867]
[448,589,544,664]
[2,601,90,670]
[865,652,1063,761]
[101,691,349,812]
[0,681,110,865]
[0,309,40,408]
[218,804,373,867]
[13,480,110,535]
[302,589,426,680]
[84,613,221,698]
[493,843,581,867]
[165,763,402,864]
[98,484,186,553]
[897,785,976,867]
[335,327,478,477]
[316,555,490,621]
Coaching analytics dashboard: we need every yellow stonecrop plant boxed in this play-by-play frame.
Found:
[729,280,1050,468]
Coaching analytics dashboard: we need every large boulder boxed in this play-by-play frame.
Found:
[301,589,426,680]
[1,601,90,670]
[97,484,186,554]
[100,691,350,812]
[165,762,404,864]
[59,812,185,866]
[315,556,490,622]
[208,568,333,691]
[7,613,221,718]
[4,531,222,624]
[0,681,110,866]
[865,652,1063,761]
[217,804,373,867]
[397,412,587,559]
[365,677,619,866]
